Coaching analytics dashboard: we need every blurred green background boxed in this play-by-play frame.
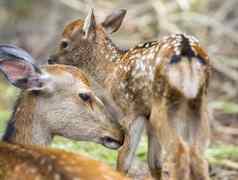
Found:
[0,0,238,179]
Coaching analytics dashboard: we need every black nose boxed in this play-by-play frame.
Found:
[48,58,57,64]
[101,136,123,149]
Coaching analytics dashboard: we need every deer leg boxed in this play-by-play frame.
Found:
[174,139,190,180]
[149,97,192,180]
[186,97,210,180]
[190,110,210,179]
[147,122,162,179]
[117,115,146,173]
[190,146,210,180]
[149,97,176,180]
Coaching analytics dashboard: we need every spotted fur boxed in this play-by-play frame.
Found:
[0,142,130,180]
[50,10,211,180]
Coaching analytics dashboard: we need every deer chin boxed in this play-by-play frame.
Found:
[101,136,123,149]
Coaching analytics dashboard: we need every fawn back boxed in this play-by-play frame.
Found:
[49,9,210,113]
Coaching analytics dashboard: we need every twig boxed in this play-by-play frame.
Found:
[209,157,238,170]
[58,0,89,13]
[212,120,238,136]
[210,56,238,82]
[214,0,237,22]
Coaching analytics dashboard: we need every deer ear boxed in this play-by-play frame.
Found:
[83,8,96,39]
[0,45,44,90]
[0,44,35,63]
[101,9,126,34]
[0,60,45,90]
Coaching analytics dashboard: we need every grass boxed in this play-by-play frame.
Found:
[210,101,238,114]
[206,145,238,160]
[52,136,147,166]
[52,137,119,166]
[0,111,11,135]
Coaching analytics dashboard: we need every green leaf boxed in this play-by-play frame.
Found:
[210,101,238,114]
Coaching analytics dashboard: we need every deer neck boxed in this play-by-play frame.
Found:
[2,92,52,146]
[93,32,125,85]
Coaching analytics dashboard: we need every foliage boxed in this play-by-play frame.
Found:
[211,101,238,114]
[0,111,11,134]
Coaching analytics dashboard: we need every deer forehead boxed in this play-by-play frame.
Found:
[42,65,91,88]
[62,19,106,40]
[63,19,84,38]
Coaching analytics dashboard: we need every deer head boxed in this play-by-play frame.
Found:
[0,45,124,149]
[48,9,126,71]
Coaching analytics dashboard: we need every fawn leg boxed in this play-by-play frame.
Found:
[149,97,191,180]
[149,98,174,180]
[117,115,146,173]
[188,97,210,180]
[147,122,162,179]
[190,147,210,180]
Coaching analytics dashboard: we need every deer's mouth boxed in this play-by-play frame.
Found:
[48,57,57,64]
[101,136,123,149]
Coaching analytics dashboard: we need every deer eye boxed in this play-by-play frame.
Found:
[60,40,69,49]
[79,93,91,102]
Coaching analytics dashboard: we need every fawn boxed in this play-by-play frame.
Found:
[49,9,211,180]
[0,142,130,180]
[0,44,124,149]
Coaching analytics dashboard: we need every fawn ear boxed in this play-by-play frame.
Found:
[101,9,126,34]
[83,8,96,39]
[0,45,46,91]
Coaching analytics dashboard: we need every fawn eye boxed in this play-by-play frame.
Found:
[60,41,69,49]
[79,93,91,102]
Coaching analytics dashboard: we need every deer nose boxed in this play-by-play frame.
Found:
[48,58,56,64]
[48,55,58,64]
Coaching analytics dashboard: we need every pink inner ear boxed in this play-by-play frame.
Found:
[0,59,33,82]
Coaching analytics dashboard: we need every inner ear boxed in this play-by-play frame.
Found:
[101,9,126,34]
[0,60,34,82]
[0,59,43,90]
[83,8,96,39]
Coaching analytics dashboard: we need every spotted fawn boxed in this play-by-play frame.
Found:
[49,9,211,180]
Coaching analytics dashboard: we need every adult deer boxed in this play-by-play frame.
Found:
[0,45,129,180]
[49,9,211,180]
[0,44,123,148]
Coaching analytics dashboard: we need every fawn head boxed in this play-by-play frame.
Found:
[48,9,126,67]
[0,45,123,149]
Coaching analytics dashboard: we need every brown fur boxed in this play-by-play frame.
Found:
[62,19,84,37]
[0,142,130,180]
[3,64,124,148]
[0,47,126,179]
[50,12,211,180]
[44,64,90,86]
[5,92,36,145]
